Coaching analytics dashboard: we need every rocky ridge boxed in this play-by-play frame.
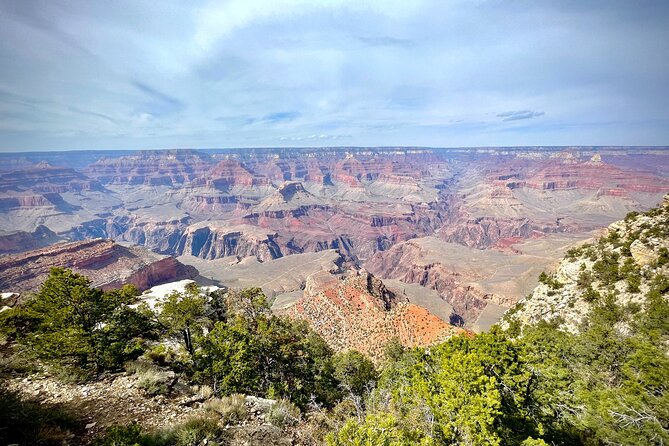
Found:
[85,150,213,186]
[0,239,198,298]
[502,194,669,332]
[282,270,465,361]
[0,225,63,255]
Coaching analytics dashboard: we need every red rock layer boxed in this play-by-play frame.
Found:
[282,270,465,362]
[0,239,198,298]
[205,160,268,189]
[0,164,104,194]
[0,226,62,255]
[486,156,669,195]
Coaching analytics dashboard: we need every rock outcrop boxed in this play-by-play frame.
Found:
[502,194,669,332]
[438,216,566,249]
[0,239,198,297]
[0,225,62,255]
[2,147,669,280]
[0,163,105,194]
[282,270,465,362]
[0,164,107,216]
[174,222,284,261]
[365,235,574,329]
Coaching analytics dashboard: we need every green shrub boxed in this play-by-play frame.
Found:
[94,422,174,446]
[93,422,144,446]
[624,211,640,222]
[0,268,156,378]
[333,350,378,398]
[172,414,221,446]
[627,274,641,293]
[136,369,172,396]
[267,398,301,427]
[565,246,583,260]
[582,286,602,303]
[576,271,593,289]
[538,272,563,290]
[126,360,174,396]
[592,252,621,285]
[195,291,339,408]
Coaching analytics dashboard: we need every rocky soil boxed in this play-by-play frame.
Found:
[6,373,320,445]
[7,374,198,442]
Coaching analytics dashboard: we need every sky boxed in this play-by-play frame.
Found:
[0,0,668,151]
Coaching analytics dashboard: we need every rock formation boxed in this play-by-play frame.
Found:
[0,239,198,298]
[0,225,62,255]
[85,149,213,186]
[1,147,668,297]
[281,270,465,361]
[502,194,669,332]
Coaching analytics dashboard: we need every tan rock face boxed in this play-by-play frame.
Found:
[630,239,659,266]
[0,239,198,297]
[502,193,669,333]
[85,149,213,186]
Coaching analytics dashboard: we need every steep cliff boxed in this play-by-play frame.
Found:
[85,149,213,186]
[365,235,576,329]
[0,239,198,297]
[174,222,284,261]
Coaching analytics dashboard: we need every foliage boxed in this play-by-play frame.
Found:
[195,287,339,408]
[333,350,378,399]
[267,398,302,427]
[658,247,669,266]
[0,268,156,377]
[156,287,207,356]
[171,414,222,446]
[327,412,428,446]
[204,393,248,424]
[134,367,173,396]
[93,422,159,446]
[93,416,223,446]
[331,329,544,445]
[332,268,669,445]
[383,336,405,363]
[538,272,563,290]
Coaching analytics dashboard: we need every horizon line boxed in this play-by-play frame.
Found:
[1,145,669,155]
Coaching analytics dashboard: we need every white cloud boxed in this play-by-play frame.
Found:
[194,0,426,50]
[0,0,668,150]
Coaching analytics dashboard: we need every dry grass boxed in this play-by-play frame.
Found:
[204,393,248,424]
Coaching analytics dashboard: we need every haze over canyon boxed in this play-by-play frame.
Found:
[1,146,667,334]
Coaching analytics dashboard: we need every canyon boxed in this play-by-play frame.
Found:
[0,239,198,301]
[0,147,667,330]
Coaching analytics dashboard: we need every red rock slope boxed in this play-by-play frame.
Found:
[281,270,466,361]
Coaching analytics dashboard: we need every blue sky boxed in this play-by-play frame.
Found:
[0,0,668,151]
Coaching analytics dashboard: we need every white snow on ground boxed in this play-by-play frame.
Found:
[130,279,220,311]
